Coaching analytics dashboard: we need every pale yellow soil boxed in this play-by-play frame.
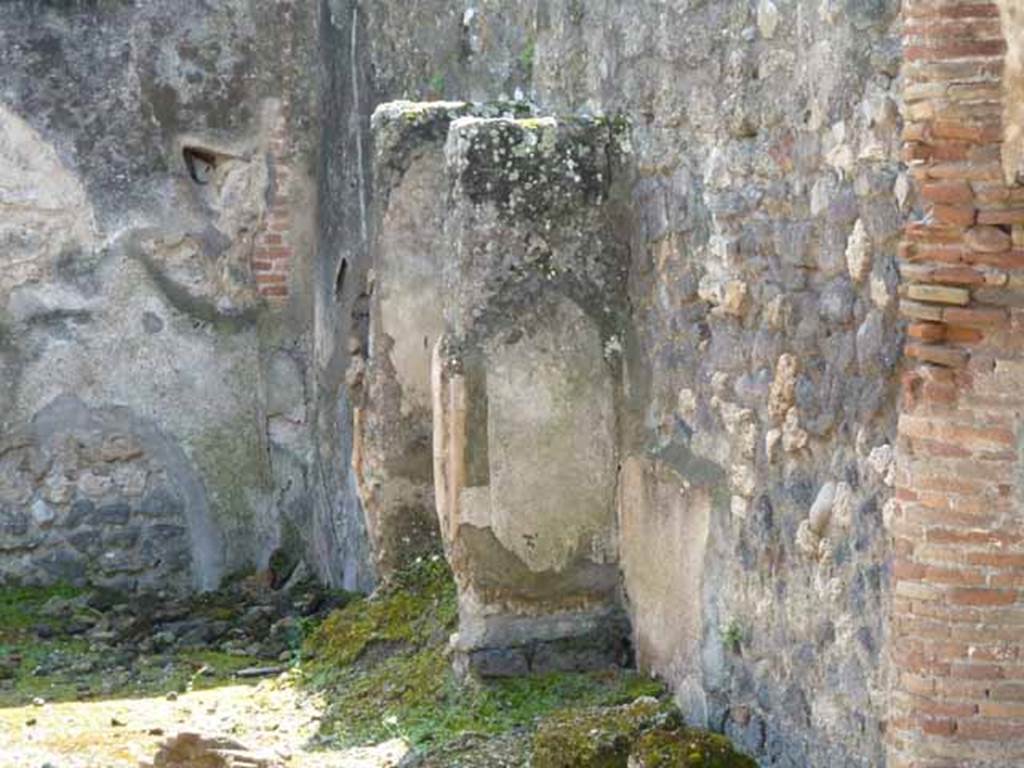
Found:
[0,675,410,768]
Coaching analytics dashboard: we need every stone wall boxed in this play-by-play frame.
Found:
[892,1,1024,764]
[0,396,217,593]
[338,1,904,764]
[17,1,1024,765]
[0,0,374,593]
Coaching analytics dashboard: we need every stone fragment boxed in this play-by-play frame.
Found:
[964,225,1011,253]
[140,487,185,519]
[832,482,854,528]
[731,464,757,498]
[782,408,809,452]
[765,429,782,463]
[808,482,837,535]
[758,0,780,39]
[676,388,698,421]
[141,312,164,334]
[894,173,911,209]
[867,444,895,487]
[718,402,757,458]
[768,354,799,423]
[721,280,750,317]
[699,276,750,317]
[824,122,854,174]
[856,311,885,374]
[871,273,893,309]
[78,471,115,498]
[795,520,821,558]
[882,498,899,528]
[234,666,285,678]
[144,732,285,768]
[905,284,970,305]
[810,176,833,217]
[820,279,855,324]
[38,548,85,583]
[31,499,56,528]
[99,435,144,462]
[764,295,789,330]
[711,372,732,396]
[93,503,131,526]
[845,219,871,283]
[112,464,148,497]
[899,299,944,322]
[731,496,749,519]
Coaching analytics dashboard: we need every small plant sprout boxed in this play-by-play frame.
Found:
[722,619,744,654]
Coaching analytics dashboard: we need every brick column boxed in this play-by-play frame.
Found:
[253,115,293,300]
[893,2,1024,765]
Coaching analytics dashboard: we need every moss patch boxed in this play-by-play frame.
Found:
[532,698,676,768]
[192,410,269,535]
[305,556,456,669]
[0,583,83,635]
[533,701,758,768]
[519,38,536,74]
[631,728,758,768]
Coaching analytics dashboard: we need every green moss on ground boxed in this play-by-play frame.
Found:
[0,644,258,706]
[301,557,666,756]
[302,558,756,765]
[0,584,265,707]
[306,557,455,669]
[1,567,756,766]
[0,584,82,635]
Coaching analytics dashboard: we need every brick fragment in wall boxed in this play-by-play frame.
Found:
[252,115,294,301]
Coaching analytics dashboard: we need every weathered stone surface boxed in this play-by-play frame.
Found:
[433,114,631,672]
[353,103,488,577]
[618,456,712,720]
[0,1,373,594]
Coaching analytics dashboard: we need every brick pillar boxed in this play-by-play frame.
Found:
[892,2,1024,765]
[252,114,293,300]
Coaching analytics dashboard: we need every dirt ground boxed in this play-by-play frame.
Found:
[0,673,410,768]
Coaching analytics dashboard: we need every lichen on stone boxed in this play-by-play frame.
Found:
[532,698,757,768]
[630,728,758,768]
[531,697,677,768]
